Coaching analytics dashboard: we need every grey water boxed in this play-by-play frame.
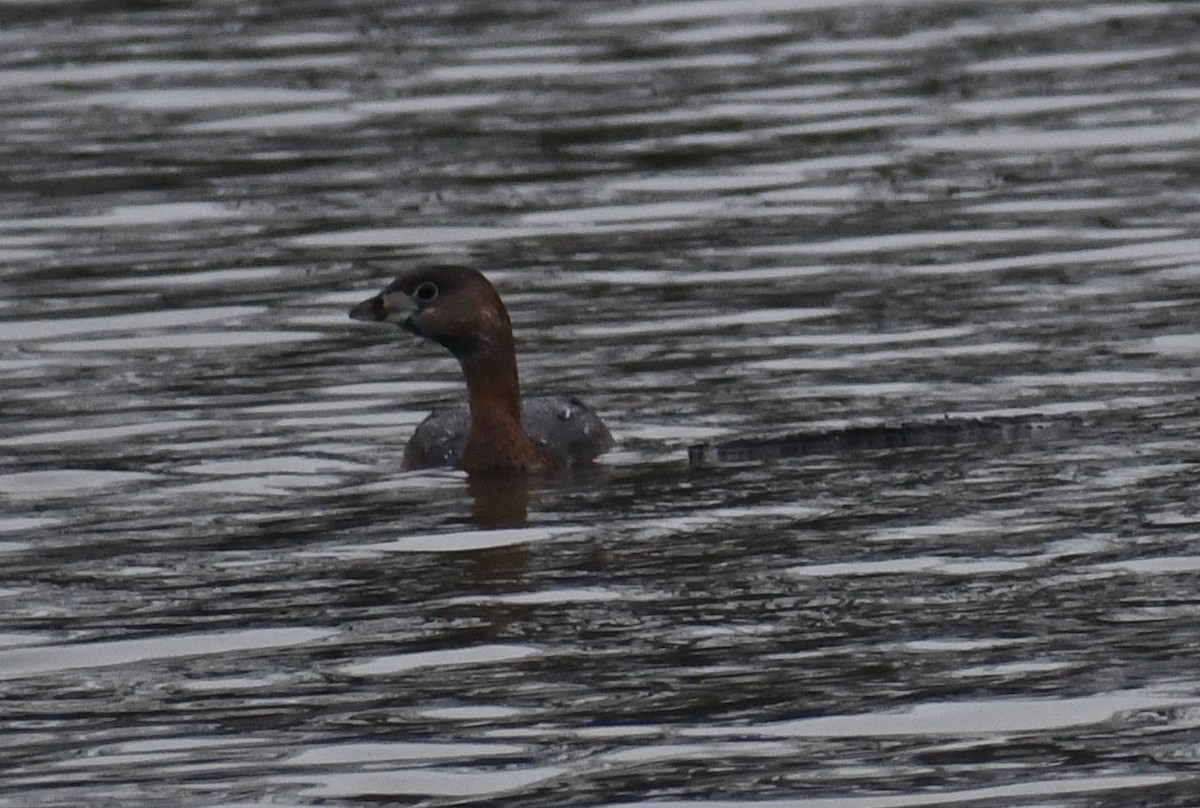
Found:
[3,1,1200,805]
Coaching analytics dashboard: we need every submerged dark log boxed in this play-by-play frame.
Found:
[687,415,1087,466]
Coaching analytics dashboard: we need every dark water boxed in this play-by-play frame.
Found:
[3,1,1200,805]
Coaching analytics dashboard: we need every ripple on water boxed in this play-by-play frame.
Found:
[0,627,335,680]
[444,586,648,607]
[909,119,1200,153]
[963,46,1183,76]
[0,469,160,498]
[290,218,687,247]
[177,456,368,476]
[886,237,1200,276]
[40,330,324,351]
[0,516,61,533]
[418,705,525,721]
[86,266,292,291]
[0,54,356,89]
[182,107,364,133]
[748,340,1036,371]
[419,52,759,84]
[599,775,1182,808]
[6,420,213,447]
[685,689,1188,738]
[574,307,834,338]
[75,87,351,110]
[0,306,262,342]
[284,741,527,767]
[318,526,585,557]
[1,201,244,230]
[277,766,569,799]
[339,644,542,678]
[164,474,349,498]
[1148,334,1200,356]
[599,154,895,192]
[585,0,889,25]
[659,21,792,45]
[950,90,1197,120]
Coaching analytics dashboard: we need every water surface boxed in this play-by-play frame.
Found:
[3,1,1200,806]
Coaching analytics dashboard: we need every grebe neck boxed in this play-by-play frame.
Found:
[461,347,523,431]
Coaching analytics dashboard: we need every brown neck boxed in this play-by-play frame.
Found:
[461,345,523,431]
[457,338,549,474]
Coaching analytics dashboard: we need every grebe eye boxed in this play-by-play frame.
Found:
[413,281,439,303]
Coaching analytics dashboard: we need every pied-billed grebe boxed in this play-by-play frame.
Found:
[350,264,613,475]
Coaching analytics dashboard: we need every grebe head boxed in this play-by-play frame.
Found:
[350,264,512,361]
